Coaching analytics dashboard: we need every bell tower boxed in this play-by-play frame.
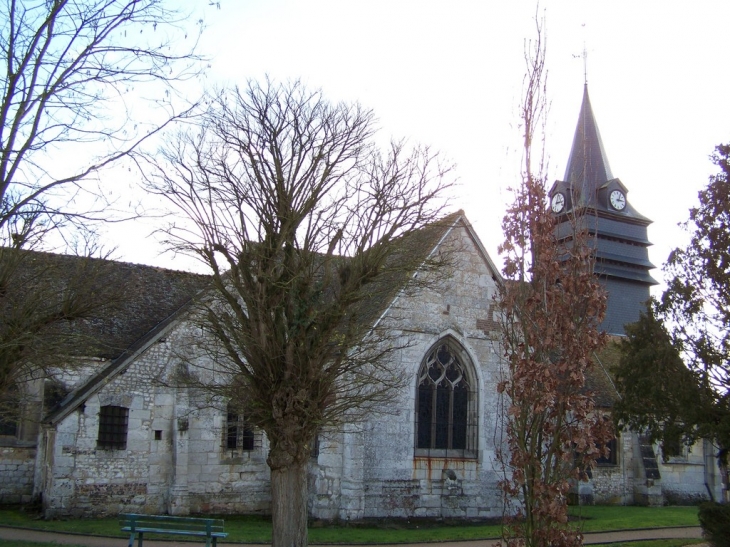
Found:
[548,85,657,335]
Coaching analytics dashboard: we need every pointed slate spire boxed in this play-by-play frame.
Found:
[563,85,613,206]
[550,84,657,335]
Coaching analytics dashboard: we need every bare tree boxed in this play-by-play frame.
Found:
[1,0,205,245]
[0,0,204,410]
[143,79,453,547]
[497,17,613,547]
[0,244,126,429]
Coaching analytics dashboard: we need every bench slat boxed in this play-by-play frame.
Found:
[121,528,226,536]
[120,513,227,547]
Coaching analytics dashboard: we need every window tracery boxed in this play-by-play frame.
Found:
[415,338,477,458]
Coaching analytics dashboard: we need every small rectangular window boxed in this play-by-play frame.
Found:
[225,407,254,451]
[97,405,128,450]
[0,416,18,437]
[310,431,320,459]
[662,434,686,460]
[596,438,618,466]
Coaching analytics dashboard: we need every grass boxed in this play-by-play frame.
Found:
[593,542,705,547]
[0,540,710,547]
[568,505,701,533]
[0,505,702,544]
[0,543,89,547]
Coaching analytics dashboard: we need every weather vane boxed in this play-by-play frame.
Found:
[571,23,588,85]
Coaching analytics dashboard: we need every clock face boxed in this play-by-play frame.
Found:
[550,192,565,213]
[610,190,626,211]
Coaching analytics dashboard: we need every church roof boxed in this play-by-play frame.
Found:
[588,341,622,408]
[554,85,651,224]
[0,249,212,361]
[45,211,500,425]
[564,84,614,206]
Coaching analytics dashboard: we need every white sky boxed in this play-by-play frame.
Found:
[109,0,730,296]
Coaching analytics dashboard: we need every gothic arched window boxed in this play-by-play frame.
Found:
[415,338,477,458]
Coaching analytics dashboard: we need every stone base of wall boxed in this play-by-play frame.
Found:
[46,482,157,518]
[0,446,36,504]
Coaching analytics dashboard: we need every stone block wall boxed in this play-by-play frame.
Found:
[591,434,636,505]
[317,226,506,520]
[659,439,718,504]
[185,410,271,514]
[43,319,275,517]
[0,446,36,503]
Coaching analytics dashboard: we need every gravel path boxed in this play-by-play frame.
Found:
[0,525,705,546]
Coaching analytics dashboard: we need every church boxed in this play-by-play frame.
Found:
[0,87,724,517]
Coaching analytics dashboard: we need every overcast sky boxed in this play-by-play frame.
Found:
[111,1,730,295]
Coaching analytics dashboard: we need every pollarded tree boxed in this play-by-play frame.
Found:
[498,17,613,547]
[615,144,730,459]
[143,79,454,547]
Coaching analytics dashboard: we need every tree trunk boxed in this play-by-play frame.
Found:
[270,461,308,547]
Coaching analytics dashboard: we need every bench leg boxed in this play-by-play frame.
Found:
[139,531,144,547]
[212,537,217,547]
[128,534,135,547]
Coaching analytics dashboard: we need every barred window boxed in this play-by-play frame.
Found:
[97,405,128,450]
[416,338,477,458]
[226,406,254,451]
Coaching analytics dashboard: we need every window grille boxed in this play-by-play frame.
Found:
[226,406,255,451]
[97,405,128,450]
[415,339,477,458]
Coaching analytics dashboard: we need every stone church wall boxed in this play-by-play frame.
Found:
[43,328,184,516]
[184,409,271,514]
[21,219,724,518]
[590,434,637,505]
[0,446,35,503]
[42,319,275,517]
[659,440,718,505]
[316,226,506,520]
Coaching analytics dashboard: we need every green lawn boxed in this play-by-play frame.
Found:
[593,542,705,547]
[0,505,701,544]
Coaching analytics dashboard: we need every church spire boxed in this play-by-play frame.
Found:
[549,84,657,335]
[563,85,613,207]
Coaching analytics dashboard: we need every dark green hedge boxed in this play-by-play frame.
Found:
[698,502,730,547]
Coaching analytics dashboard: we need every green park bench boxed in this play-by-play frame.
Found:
[120,513,227,547]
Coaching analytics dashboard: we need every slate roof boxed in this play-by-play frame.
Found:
[2,249,212,360]
[588,340,623,408]
[553,85,650,223]
[563,84,614,201]
[358,210,499,330]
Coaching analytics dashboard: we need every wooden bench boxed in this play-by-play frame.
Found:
[120,513,227,547]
